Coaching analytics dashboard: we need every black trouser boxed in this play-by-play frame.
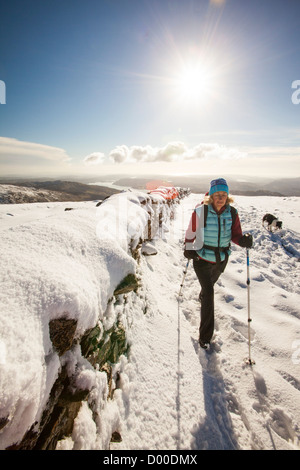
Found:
[193,257,228,343]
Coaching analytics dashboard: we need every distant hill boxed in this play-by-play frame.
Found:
[0,180,120,204]
[112,175,300,197]
[262,178,300,197]
[1,175,299,203]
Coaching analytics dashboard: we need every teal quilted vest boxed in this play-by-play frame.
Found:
[196,204,233,263]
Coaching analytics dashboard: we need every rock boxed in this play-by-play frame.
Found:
[113,274,139,295]
[88,322,128,369]
[141,242,158,256]
[0,416,9,432]
[111,431,122,443]
[49,317,77,356]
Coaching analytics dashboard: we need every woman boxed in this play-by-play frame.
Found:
[184,178,252,349]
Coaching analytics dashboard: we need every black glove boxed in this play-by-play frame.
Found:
[184,249,198,260]
[239,233,253,248]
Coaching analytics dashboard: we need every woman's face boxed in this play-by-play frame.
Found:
[212,191,227,211]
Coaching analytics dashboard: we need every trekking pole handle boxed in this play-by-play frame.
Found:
[246,248,250,285]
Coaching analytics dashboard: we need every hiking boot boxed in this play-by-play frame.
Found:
[199,339,210,350]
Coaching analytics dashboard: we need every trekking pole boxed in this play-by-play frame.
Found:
[176,260,190,450]
[178,259,190,298]
[176,257,190,449]
[245,248,255,365]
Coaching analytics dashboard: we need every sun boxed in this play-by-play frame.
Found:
[174,61,214,105]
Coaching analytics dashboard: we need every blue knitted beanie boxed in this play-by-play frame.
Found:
[209,178,229,195]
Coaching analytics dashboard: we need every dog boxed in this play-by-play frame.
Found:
[262,213,283,232]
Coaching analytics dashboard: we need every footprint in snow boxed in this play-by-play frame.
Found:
[269,408,298,444]
[252,273,265,282]
[224,294,234,303]
[277,370,300,392]
[231,318,255,342]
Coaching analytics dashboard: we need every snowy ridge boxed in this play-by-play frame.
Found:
[0,193,300,450]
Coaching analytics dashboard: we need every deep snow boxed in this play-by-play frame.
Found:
[0,192,300,450]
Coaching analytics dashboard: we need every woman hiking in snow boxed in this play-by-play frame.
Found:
[184,178,252,350]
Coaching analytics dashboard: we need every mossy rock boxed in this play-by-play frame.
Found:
[80,321,128,369]
[80,324,102,359]
[96,322,128,368]
[114,273,139,295]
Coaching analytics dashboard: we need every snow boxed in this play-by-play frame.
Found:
[0,191,300,451]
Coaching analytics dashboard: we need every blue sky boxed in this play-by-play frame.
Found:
[1,0,300,178]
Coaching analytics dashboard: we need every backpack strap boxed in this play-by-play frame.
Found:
[204,204,208,227]
[230,206,237,225]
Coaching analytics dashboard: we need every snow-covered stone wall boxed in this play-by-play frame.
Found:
[0,188,186,450]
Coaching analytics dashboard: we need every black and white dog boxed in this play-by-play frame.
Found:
[262,213,283,232]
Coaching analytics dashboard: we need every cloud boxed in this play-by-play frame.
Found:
[241,145,300,158]
[0,137,71,162]
[108,141,245,164]
[187,143,246,160]
[109,145,131,164]
[156,142,187,162]
[0,137,73,176]
[83,152,106,165]
[109,142,189,164]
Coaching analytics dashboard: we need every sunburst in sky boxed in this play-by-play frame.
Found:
[1,0,300,178]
